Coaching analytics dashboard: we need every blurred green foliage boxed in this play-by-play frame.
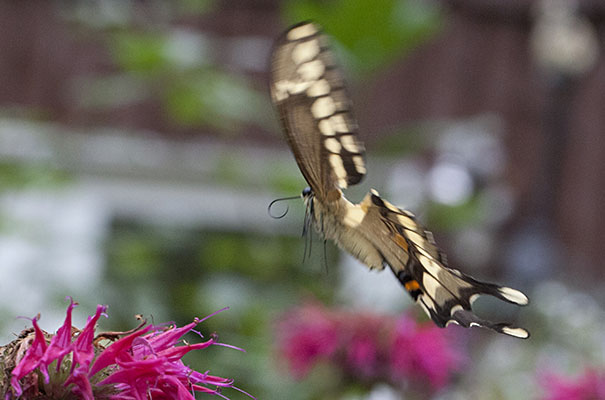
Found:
[427,195,483,231]
[163,70,270,131]
[372,123,438,157]
[111,32,169,73]
[73,0,442,134]
[107,27,272,131]
[104,219,340,399]
[0,162,70,192]
[284,0,442,76]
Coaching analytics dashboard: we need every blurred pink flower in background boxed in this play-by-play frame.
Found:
[5,298,252,400]
[276,304,340,377]
[389,318,462,389]
[340,313,387,379]
[345,333,379,378]
[276,303,464,391]
[541,368,605,400]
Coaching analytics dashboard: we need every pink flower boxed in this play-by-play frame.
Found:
[541,368,605,400]
[341,314,385,378]
[345,334,379,377]
[7,300,253,400]
[277,303,464,391]
[389,319,463,389]
[276,304,339,377]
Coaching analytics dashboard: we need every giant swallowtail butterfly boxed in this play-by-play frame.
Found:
[270,22,529,338]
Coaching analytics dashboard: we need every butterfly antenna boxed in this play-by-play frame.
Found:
[268,195,300,219]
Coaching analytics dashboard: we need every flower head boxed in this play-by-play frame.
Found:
[5,300,252,400]
[277,303,464,391]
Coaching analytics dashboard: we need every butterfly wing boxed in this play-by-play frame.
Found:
[270,22,529,339]
[270,22,366,200]
[359,190,530,338]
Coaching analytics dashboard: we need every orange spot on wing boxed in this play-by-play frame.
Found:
[393,233,409,252]
[405,280,420,292]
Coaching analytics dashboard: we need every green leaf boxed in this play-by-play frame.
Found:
[163,70,271,131]
[111,32,167,73]
[0,162,70,191]
[426,195,482,231]
[283,0,443,76]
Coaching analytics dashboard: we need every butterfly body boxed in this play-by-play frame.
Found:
[306,189,386,271]
[271,21,530,338]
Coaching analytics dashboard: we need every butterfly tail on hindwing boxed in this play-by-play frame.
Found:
[366,190,530,339]
[394,261,530,338]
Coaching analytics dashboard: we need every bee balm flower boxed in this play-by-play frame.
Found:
[3,299,252,400]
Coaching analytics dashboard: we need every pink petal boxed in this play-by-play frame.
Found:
[72,304,107,372]
[89,325,152,377]
[158,374,197,400]
[10,315,48,396]
[64,368,94,400]
[155,339,215,361]
[98,357,165,386]
[39,297,77,382]
[143,321,198,352]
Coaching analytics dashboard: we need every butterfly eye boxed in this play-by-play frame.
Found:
[301,187,312,197]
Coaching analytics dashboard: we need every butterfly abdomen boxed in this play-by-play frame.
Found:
[310,194,385,271]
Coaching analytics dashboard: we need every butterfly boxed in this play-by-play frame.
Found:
[269,21,529,338]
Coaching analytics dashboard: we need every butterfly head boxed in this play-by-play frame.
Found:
[301,186,313,200]
[301,186,315,216]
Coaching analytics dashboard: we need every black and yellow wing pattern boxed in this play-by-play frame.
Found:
[270,21,366,201]
[270,21,529,339]
[360,190,529,338]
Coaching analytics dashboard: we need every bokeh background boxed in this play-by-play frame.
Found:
[1,0,605,399]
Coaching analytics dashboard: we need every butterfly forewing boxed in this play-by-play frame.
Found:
[270,22,366,200]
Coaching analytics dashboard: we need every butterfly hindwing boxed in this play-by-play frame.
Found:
[360,190,530,339]
[270,21,365,200]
